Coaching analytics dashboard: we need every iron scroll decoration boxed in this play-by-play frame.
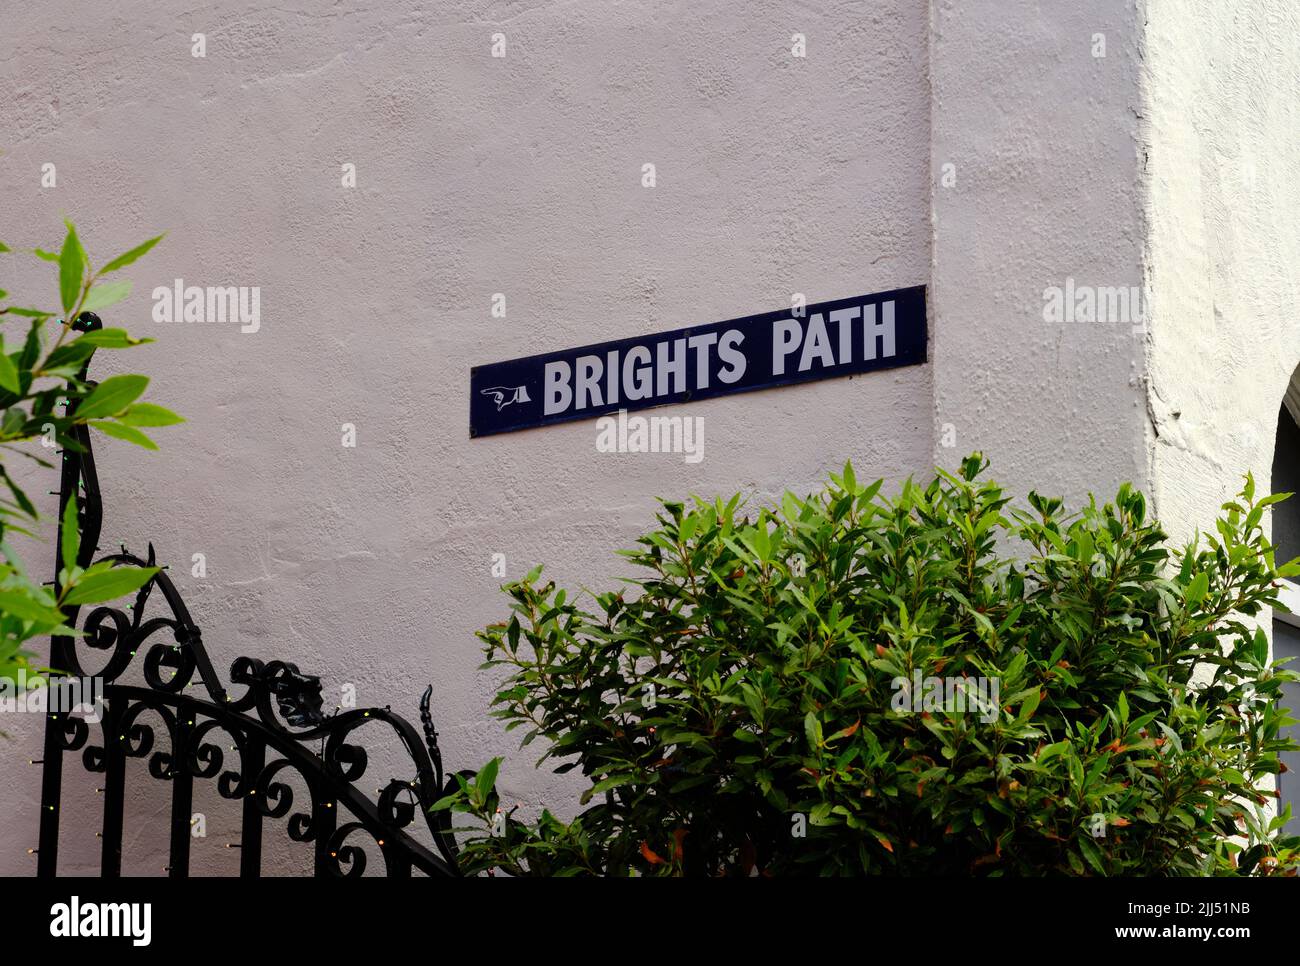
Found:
[36,313,465,877]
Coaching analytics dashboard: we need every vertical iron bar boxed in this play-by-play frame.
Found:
[168,715,193,877]
[239,738,265,876]
[36,712,64,877]
[100,696,126,877]
[38,394,88,876]
[40,317,103,875]
[313,780,337,877]
[384,845,412,878]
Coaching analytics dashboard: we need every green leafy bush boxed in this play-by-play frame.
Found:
[0,223,179,707]
[438,455,1300,876]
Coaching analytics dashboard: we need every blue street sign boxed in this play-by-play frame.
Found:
[470,284,926,437]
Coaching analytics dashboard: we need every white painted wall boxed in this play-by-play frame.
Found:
[930,0,1149,502]
[1,0,1295,876]
[0,1,933,874]
[1138,4,1300,835]
[1141,0,1300,545]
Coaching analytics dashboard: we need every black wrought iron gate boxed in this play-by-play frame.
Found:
[36,314,464,877]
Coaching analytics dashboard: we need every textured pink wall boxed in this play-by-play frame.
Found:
[0,1,933,874]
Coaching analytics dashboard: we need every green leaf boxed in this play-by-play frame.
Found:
[81,280,132,312]
[1077,835,1106,875]
[0,538,31,580]
[73,328,153,349]
[0,470,37,520]
[472,757,501,806]
[591,774,636,795]
[116,402,183,427]
[76,374,149,419]
[61,496,79,571]
[58,223,86,315]
[39,341,96,374]
[1252,627,1268,665]
[804,710,823,751]
[0,349,18,394]
[1038,740,1070,762]
[98,233,165,274]
[63,566,159,606]
[32,248,59,262]
[0,241,9,253]
[0,409,23,439]
[19,320,43,371]
[1185,572,1209,607]
[0,588,61,624]
[89,420,158,450]
[1016,687,1041,724]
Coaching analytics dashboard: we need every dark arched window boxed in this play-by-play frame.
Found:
[1273,372,1300,834]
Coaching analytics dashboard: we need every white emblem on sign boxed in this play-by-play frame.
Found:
[480,385,531,411]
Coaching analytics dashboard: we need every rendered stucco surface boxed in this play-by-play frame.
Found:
[929,0,1150,503]
[1141,0,1300,545]
[2,0,1296,877]
[0,1,932,873]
